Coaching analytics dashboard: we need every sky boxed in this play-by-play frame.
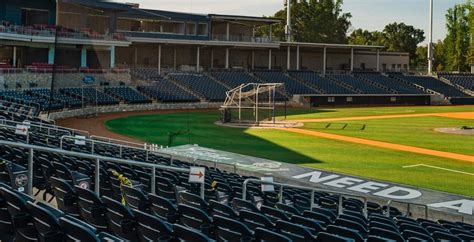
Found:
[115,0,466,44]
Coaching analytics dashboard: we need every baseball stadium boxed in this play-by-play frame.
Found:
[0,0,473,241]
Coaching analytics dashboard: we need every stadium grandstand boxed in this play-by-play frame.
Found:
[0,0,473,242]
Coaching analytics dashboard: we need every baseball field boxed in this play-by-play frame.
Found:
[91,106,473,196]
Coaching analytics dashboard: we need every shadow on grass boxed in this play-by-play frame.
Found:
[105,111,323,165]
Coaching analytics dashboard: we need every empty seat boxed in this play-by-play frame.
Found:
[172,223,213,242]
[326,225,364,242]
[178,204,213,237]
[209,200,237,217]
[213,215,253,241]
[254,227,292,242]
[261,205,290,223]
[369,227,404,242]
[74,186,108,232]
[233,198,260,213]
[275,219,315,241]
[239,210,275,232]
[26,201,63,241]
[132,209,174,242]
[290,215,325,236]
[316,232,355,242]
[149,193,179,223]
[121,185,151,212]
[402,229,435,242]
[50,177,80,218]
[102,196,139,241]
[59,215,121,242]
[179,191,209,211]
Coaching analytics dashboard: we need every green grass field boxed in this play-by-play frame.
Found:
[105,106,474,196]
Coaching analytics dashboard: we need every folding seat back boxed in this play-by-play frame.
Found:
[102,196,139,241]
[449,227,471,236]
[366,235,395,242]
[302,210,332,225]
[172,224,212,242]
[148,193,179,223]
[59,215,100,242]
[335,218,367,234]
[254,227,292,242]
[316,232,355,242]
[432,231,462,242]
[399,223,429,235]
[275,220,315,241]
[74,186,108,232]
[290,215,325,236]
[402,229,435,242]
[276,202,301,216]
[156,176,177,202]
[233,198,260,213]
[53,162,91,189]
[50,177,80,217]
[369,227,404,242]
[239,210,274,232]
[0,183,14,236]
[209,199,236,217]
[121,185,150,212]
[178,191,208,211]
[26,201,63,241]
[343,210,368,224]
[261,205,290,223]
[319,196,338,211]
[177,204,213,236]
[369,221,398,233]
[132,209,173,242]
[213,215,253,242]
[293,194,311,212]
[326,225,365,242]
[458,233,474,241]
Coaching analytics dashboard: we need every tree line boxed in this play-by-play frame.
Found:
[258,0,473,72]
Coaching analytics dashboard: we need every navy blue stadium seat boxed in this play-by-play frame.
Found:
[50,177,81,218]
[132,209,174,242]
[213,215,253,241]
[149,193,179,223]
[102,196,139,241]
[260,205,290,223]
[178,204,213,237]
[26,201,63,241]
[239,210,275,232]
[121,185,151,212]
[316,232,355,242]
[233,198,260,214]
[369,227,404,242]
[290,215,325,236]
[275,219,315,241]
[254,227,292,242]
[209,200,237,217]
[74,186,109,232]
[59,215,121,242]
[326,225,365,242]
[172,223,213,242]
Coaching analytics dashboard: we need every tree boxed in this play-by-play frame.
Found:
[382,22,425,62]
[257,0,352,44]
[348,29,384,46]
[444,3,470,71]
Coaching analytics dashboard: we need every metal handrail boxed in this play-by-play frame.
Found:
[0,119,71,136]
[24,120,89,136]
[90,135,144,148]
[241,178,430,219]
[0,139,203,198]
[59,135,172,161]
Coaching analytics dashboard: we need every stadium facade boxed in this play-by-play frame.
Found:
[0,0,409,72]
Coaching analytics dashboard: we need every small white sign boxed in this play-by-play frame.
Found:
[261,177,275,192]
[22,121,31,128]
[74,135,86,145]
[188,167,205,184]
[15,125,29,136]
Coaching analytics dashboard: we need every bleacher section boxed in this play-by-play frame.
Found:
[61,88,119,106]
[104,86,151,104]
[168,73,229,101]
[137,78,200,103]
[290,71,354,94]
[329,75,391,94]
[0,112,472,242]
[211,70,261,89]
[253,70,317,95]
[355,73,426,95]
[439,74,474,92]
[393,75,468,97]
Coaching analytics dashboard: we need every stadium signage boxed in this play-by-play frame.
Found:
[292,171,473,215]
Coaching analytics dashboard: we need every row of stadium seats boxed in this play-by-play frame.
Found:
[439,74,474,92]
[104,86,152,104]
[168,73,229,101]
[392,75,468,97]
[0,110,472,241]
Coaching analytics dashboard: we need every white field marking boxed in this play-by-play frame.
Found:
[403,164,474,176]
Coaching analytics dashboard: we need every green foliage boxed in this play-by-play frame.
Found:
[349,23,425,63]
[444,2,471,71]
[256,0,352,43]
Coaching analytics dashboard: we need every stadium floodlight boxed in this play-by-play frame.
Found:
[428,0,434,75]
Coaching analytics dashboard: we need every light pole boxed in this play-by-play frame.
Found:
[286,0,292,42]
[427,0,433,75]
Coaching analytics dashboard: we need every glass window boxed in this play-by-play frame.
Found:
[197,23,208,36]
[186,22,196,35]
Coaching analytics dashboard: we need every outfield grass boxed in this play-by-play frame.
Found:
[303,116,474,155]
[106,107,474,197]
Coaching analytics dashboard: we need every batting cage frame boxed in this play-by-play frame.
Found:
[220,83,285,124]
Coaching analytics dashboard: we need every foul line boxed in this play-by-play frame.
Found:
[278,128,474,163]
[403,164,474,176]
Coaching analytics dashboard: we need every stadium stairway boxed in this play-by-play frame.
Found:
[165,74,209,102]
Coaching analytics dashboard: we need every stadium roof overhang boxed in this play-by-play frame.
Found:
[280,42,384,50]
[210,14,282,26]
[119,8,210,22]
[59,0,132,12]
